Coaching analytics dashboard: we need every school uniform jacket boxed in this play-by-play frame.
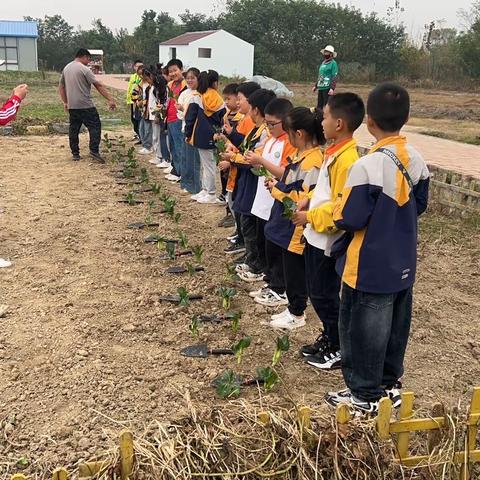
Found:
[250,133,296,221]
[166,79,187,124]
[333,135,430,294]
[264,147,323,254]
[184,88,226,150]
[231,123,269,215]
[303,138,359,255]
[0,95,21,126]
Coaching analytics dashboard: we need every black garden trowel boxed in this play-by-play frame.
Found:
[180,342,234,358]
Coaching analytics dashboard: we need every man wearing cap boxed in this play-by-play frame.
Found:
[312,45,339,109]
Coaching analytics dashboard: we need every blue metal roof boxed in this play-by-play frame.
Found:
[0,20,38,38]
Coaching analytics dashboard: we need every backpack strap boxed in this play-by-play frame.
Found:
[378,147,414,190]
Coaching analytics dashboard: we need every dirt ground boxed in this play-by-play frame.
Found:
[0,130,479,477]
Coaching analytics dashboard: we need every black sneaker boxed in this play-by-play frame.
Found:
[306,346,342,370]
[351,395,380,415]
[300,334,329,357]
[72,153,80,161]
[90,151,106,164]
[217,213,231,227]
[384,381,402,408]
[224,241,246,255]
[222,214,236,228]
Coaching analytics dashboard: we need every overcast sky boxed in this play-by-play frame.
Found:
[1,0,474,40]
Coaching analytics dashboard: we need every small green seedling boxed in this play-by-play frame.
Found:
[163,196,176,216]
[140,167,149,184]
[213,137,227,164]
[218,286,237,311]
[173,212,181,224]
[225,263,240,282]
[16,456,29,469]
[177,287,190,307]
[251,165,273,179]
[192,245,205,263]
[185,262,196,276]
[256,366,280,392]
[215,369,241,399]
[178,232,189,249]
[165,241,176,260]
[126,191,136,206]
[282,197,297,220]
[102,133,113,151]
[232,336,251,364]
[272,335,290,367]
[189,315,202,338]
[150,183,162,195]
[230,311,243,333]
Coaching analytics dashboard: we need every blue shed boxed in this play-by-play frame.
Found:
[0,20,38,71]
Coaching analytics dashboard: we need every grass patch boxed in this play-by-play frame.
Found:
[417,129,480,145]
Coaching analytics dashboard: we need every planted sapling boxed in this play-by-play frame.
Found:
[189,315,202,338]
[178,232,189,249]
[272,335,290,367]
[185,262,196,276]
[173,212,181,224]
[230,311,243,333]
[150,183,162,195]
[232,336,251,364]
[140,167,149,184]
[165,241,176,260]
[126,191,136,206]
[218,287,237,311]
[192,245,205,263]
[256,366,280,392]
[177,287,190,307]
[225,263,240,282]
[215,369,241,399]
[102,133,113,151]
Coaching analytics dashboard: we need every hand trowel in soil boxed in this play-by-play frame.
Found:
[180,343,234,358]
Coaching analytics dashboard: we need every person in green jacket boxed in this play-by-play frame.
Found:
[127,59,144,140]
[312,45,338,109]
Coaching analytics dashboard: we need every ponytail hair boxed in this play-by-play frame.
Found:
[283,107,326,145]
[197,69,219,94]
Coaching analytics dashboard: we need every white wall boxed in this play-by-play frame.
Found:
[159,30,254,79]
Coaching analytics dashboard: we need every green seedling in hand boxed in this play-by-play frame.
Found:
[230,311,243,333]
[213,137,227,164]
[256,366,280,392]
[192,245,205,263]
[177,287,190,307]
[232,336,251,365]
[282,197,297,220]
[272,335,290,367]
[189,315,202,337]
[165,241,176,260]
[140,167,149,184]
[225,263,240,282]
[178,232,189,249]
[218,286,237,311]
[215,369,241,399]
[251,165,273,179]
[185,262,196,276]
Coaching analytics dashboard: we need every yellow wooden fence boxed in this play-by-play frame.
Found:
[9,388,480,480]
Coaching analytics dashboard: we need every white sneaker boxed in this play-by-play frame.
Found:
[197,194,217,204]
[149,158,161,165]
[248,284,269,298]
[138,148,153,155]
[255,289,289,307]
[0,258,12,268]
[235,263,250,274]
[157,160,170,168]
[238,270,265,283]
[271,308,290,321]
[166,174,181,182]
[164,165,173,174]
[191,190,207,201]
[270,311,306,330]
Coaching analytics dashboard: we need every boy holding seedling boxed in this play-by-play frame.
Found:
[292,93,365,369]
[165,59,188,182]
[325,83,430,414]
[243,98,296,305]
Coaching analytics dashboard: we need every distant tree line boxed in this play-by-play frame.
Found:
[25,0,480,85]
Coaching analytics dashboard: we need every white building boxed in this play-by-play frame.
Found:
[159,30,254,79]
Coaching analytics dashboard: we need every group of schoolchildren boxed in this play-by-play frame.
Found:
[126,57,431,414]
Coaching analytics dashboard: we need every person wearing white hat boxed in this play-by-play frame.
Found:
[312,45,339,109]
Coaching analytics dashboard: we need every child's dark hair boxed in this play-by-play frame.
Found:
[166,58,183,70]
[223,83,239,95]
[153,71,167,103]
[265,98,293,119]
[367,82,409,132]
[247,89,277,117]
[75,48,91,58]
[197,70,219,94]
[134,59,143,65]
[327,93,365,132]
[186,67,200,79]
[283,107,326,145]
[237,81,261,99]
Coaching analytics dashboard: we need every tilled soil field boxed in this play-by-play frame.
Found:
[0,131,479,477]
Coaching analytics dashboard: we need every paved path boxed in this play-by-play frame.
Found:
[100,74,480,178]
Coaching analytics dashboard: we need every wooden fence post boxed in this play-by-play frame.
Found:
[119,429,134,480]
[460,387,480,480]
[376,397,393,440]
[336,404,351,425]
[11,475,28,480]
